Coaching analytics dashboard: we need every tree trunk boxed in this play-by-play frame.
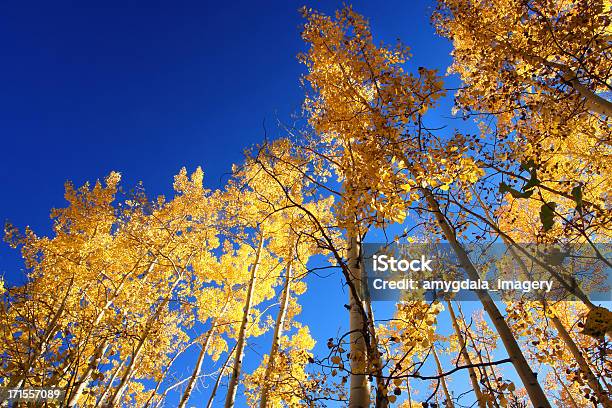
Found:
[471,190,612,408]
[259,247,293,408]
[447,300,487,408]
[143,342,190,408]
[107,273,183,407]
[433,348,455,408]
[178,287,234,408]
[224,233,265,408]
[552,366,580,408]
[508,243,611,407]
[95,359,125,408]
[366,299,387,408]
[347,232,371,408]
[550,310,612,407]
[422,190,552,408]
[505,245,611,406]
[63,259,159,405]
[65,341,109,407]
[462,317,502,408]
[177,328,215,408]
[466,187,596,310]
[207,344,236,408]
[545,60,612,117]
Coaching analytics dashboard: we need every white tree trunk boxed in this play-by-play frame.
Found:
[224,233,265,408]
[433,348,455,408]
[545,60,612,117]
[259,247,293,408]
[446,300,486,408]
[347,232,371,408]
[473,190,611,408]
[423,190,552,408]
[107,274,183,407]
[177,328,215,408]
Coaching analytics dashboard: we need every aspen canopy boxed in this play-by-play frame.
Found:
[1,1,611,408]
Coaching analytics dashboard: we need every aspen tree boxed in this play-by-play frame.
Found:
[301,9,426,405]
[434,0,611,270]
[240,140,336,406]
[347,233,371,408]
[107,271,186,407]
[424,192,551,407]
[472,188,612,407]
[207,345,237,408]
[177,323,219,408]
[434,0,612,118]
[3,168,221,406]
[301,6,551,407]
[259,246,294,408]
[432,348,455,408]
[447,300,487,408]
[224,233,265,408]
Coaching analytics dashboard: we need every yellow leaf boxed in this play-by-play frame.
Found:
[393,210,407,224]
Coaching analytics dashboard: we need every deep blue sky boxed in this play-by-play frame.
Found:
[0,1,470,406]
[0,1,451,272]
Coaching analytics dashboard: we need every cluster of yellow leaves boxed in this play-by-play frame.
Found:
[380,301,443,367]
[244,326,316,407]
[435,0,612,119]
[301,7,486,233]
[436,0,611,241]
[0,140,333,406]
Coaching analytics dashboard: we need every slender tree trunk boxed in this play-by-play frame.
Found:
[107,344,143,407]
[176,289,234,408]
[95,359,125,408]
[65,341,109,407]
[207,345,236,408]
[224,233,265,408]
[509,242,611,406]
[177,328,215,408]
[471,189,612,408]
[151,349,213,408]
[62,259,159,404]
[143,342,190,408]
[107,274,183,407]
[464,188,597,310]
[176,286,236,408]
[542,60,612,117]
[433,348,455,408]
[562,70,612,117]
[468,320,502,406]
[259,248,293,408]
[518,55,612,117]
[459,304,501,408]
[507,245,611,406]
[406,379,413,408]
[550,310,612,407]
[422,189,552,408]
[447,300,487,408]
[366,299,387,408]
[347,232,371,408]
[177,292,233,408]
[552,367,580,408]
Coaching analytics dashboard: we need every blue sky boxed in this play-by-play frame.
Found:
[0,0,451,263]
[0,1,487,406]
[0,0,458,267]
